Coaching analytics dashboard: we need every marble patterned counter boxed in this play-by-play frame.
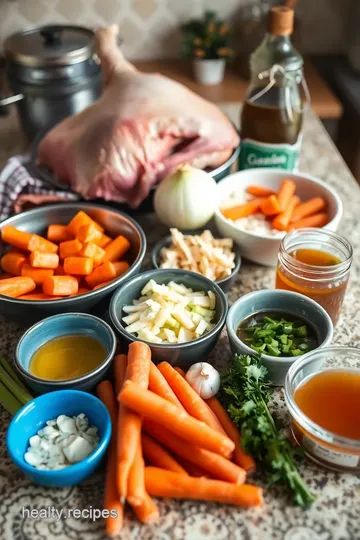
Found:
[0,106,359,540]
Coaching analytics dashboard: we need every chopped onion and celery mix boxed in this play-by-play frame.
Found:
[122,279,216,344]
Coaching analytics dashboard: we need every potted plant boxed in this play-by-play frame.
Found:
[180,10,234,86]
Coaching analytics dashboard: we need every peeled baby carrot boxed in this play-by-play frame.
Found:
[59,239,83,259]
[103,235,131,263]
[221,198,263,221]
[290,197,326,223]
[272,195,300,231]
[21,264,54,285]
[47,224,72,243]
[276,178,296,212]
[148,362,185,409]
[85,261,116,289]
[206,397,255,472]
[145,467,263,508]
[0,276,36,297]
[67,211,104,236]
[246,185,275,197]
[76,223,102,244]
[157,362,225,434]
[63,257,94,276]
[133,492,159,524]
[1,251,27,275]
[119,381,235,458]
[29,251,59,269]
[260,195,281,216]
[143,420,245,484]
[96,380,123,537]
[113,261,130,278]
[27,235,58,254]
[141,433,188,475]
[1,226,32,251]
[78,243,105,266]
[95,233,112,249]
[43,275,79,296]
[288,212,329,230]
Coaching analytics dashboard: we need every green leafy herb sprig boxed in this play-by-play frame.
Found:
[221,354,316,507]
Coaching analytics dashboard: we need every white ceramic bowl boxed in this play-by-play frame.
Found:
[214,168,343,266]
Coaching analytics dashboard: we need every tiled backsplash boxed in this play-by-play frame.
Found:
[0,0,353,60]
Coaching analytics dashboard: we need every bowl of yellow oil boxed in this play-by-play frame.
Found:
[15,313,116,393]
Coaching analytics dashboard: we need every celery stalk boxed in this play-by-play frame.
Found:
[0,380,22,415]
[0,355,28,392]
[0,363,33,405]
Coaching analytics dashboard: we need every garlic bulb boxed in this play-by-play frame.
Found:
[154,164,218,230]
[185,362,220,399]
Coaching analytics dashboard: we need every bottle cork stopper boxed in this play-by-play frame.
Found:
[268,6,294,36]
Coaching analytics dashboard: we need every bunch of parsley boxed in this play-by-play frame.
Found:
[221,354,315,507]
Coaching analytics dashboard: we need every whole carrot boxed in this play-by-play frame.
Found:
[176,458,207,478]
[221,198,264,221]
[119,381,235,457]
[96,380,123,536]
[145,467,263,507]
[113,354,127,396]
[149,362,185,409]
[157,362,225,434]
[276,178,296,212]
[260,195,281,216]
[143,420,245,484]
[142,433,188,475]
[117,342,151,501]
[246,185,275,197]
[133,492,159,524]
[127,441,146,507]
[206,397,255,472]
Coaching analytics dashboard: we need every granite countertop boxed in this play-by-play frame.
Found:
[0,106,360,540]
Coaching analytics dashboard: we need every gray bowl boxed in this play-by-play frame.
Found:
[226,289,334,386]
[15,312,117,394]
[151,235,241,293]
[109,268,228,368]
[0,203,146,324]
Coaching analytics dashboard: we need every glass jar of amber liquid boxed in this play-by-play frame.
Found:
[276,228,353,325]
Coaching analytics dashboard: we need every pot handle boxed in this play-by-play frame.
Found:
[0,93,24,107]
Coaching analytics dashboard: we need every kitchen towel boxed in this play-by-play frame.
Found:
[0,154,78,221]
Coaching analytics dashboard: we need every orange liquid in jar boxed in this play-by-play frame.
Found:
[294,370,360,440]
[276,248,349,325]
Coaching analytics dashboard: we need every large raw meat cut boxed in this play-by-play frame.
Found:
[37,26,239,208]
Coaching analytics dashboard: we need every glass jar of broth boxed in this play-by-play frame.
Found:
[239,6,306,171]
[276,228,353,325]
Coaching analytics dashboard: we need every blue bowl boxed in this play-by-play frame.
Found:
[15,313,116,394]
[6,390,111,487]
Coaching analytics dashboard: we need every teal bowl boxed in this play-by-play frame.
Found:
[6,390,111,487]
[15,313,116,394]
[226,289,334,385]
[109,268,228,368]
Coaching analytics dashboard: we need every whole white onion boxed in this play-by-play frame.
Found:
[154,164,218,230]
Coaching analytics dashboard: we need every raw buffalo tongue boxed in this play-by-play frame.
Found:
[37,25,239,208]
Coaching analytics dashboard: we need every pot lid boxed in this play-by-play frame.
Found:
[4,25,96,67]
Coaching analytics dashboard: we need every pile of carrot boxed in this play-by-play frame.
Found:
[96,342,262,537]
[221,179,329,231]
[0,210,131,300]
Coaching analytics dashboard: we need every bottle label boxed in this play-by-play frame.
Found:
[239,137,301,171]
[303,435,359,468]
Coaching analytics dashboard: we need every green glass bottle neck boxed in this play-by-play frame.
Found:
[250,33,303,77]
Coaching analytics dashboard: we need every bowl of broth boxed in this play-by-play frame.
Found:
[15,313,116,394]
[285,346,360,472]
[226,289,333,385]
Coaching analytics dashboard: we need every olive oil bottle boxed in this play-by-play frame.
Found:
[239,6,306,171]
